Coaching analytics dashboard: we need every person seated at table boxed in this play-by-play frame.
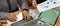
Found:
[0,0,30,22]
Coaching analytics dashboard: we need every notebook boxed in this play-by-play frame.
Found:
[40,9,59,25]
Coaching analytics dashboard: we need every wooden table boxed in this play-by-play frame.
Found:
[1,5,60,26]
[55,6,60,26]
[0,20,8,26]
[56,15,60,26]
[8,6,60,26]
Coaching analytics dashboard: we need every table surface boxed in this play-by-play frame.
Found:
[9,7,60,26]
[1,5,59,26]
[56,15,60,26]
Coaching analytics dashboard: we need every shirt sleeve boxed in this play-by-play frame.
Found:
[22,1,29,9]
[0,0,9,12]
[17,0,29,9]
[0,12,8,19]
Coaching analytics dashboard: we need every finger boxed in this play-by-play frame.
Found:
[24,14,27,21]
[8,17,15,22]
[22,12,25,20]
[8,15,17,22]
[26,14,30,21]
[23,13,26,21]
[11,13,17,21]
[7,14,13,21]
[12,17,17,21]
[22,11,26,21]
[7,17,14,22]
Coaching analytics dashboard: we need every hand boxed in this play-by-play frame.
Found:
[22,10,30,21]
[7,13,17,22]
[32,0,37,7]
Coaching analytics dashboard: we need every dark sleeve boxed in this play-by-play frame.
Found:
[8,0,18,12]
[0,12,8,19]
[0,0,18,12]
[36,0,47,4]
[0,0,9,12]
[17,0,29,10]
[0,0,9,19]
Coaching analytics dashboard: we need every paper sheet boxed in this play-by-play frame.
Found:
[37,0,60,12]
